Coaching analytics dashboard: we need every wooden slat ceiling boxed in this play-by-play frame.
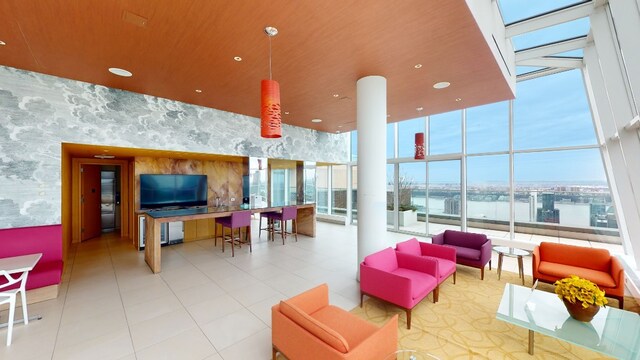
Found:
[0,0,513,133]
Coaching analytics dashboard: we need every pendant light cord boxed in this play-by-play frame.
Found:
[269,36,273,80]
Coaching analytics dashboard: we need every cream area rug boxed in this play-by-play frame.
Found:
[350,266,639,360]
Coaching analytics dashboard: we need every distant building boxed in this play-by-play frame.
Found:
[590,204,618,228]
[444,198,460,215]
[537,192,560,223]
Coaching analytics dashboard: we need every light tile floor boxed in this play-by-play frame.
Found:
[0,221,583,359]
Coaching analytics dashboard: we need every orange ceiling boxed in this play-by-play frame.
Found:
[0,0,513,133]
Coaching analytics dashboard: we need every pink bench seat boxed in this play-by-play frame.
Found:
[0,224,63,293]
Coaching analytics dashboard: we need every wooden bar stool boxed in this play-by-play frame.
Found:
[263,206,298,244]
[215,210,252,257]
[258,211,278,240]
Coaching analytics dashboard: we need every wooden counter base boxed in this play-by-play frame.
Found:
[144,204,316,273]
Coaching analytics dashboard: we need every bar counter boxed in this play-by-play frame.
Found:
[144,202,316,273]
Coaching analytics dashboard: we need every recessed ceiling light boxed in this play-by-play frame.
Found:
[333,94,339,98]
[433,81,450,89]
[338,125,343,128]
[284,111,290,115]
[0,41,6,46]
[455,98,462,102]
[311,118,322,123]
[233,56,242,62]
[195,89,202,93]
[387,114,391,118]
[414,64,422,69]
[416,107,424,111]
[108,67,133,77]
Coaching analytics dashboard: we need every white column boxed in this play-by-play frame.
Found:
[357,76,387,268]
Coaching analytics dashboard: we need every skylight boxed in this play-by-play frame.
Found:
[498,0,587,24]
[512,18,590,51]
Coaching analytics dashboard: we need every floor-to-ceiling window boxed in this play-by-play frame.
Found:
[316,165,329,214]
[512,70,616,242]
[429,111,462,156]
[351,165,358,221]
[348,68,619,244]
[331,165,347,216]
[397,162,426,234]
[428,160,461,233]
[270,160,297,206]
[249,157,268,208]
[466,154,510,235]
[316,163,349,217]
[386,163,395,229]
[466,101,510,237]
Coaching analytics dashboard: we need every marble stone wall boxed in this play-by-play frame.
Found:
[0,66,349,228]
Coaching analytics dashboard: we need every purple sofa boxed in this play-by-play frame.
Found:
[431,230,492,280]
[360,247,439,329]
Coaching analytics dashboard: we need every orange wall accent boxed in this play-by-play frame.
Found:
[69,158,131,244]
[61,145,72,265]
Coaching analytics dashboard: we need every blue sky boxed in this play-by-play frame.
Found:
[353,2,607,187]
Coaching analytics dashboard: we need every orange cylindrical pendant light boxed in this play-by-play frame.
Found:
[261,79,282,138]
[415,132,425,159]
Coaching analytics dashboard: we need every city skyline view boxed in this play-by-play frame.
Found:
[320,0,624,245]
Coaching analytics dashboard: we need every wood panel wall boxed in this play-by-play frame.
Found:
[133,157,244,243]
[133,157,243,209]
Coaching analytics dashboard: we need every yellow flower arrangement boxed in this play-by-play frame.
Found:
[554,275,608,309]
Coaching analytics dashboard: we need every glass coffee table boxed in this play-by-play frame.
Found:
[496,283,640,358]
[493,246,531,285]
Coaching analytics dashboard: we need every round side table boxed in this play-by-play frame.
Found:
[493,246,531,285]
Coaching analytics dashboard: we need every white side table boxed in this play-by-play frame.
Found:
[0,253,43,345]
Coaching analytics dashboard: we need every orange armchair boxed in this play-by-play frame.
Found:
[272,283,398,360]
[533,242,625,308]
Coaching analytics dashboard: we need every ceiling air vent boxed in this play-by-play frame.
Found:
[122,11,148,27]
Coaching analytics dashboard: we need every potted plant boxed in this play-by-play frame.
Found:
[554,275,608,322]
[387,175,419,226]
[387,204,418,226]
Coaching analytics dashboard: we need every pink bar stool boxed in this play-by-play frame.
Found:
[263,206,298,245]
[259,211,278,239]
[215,210,252,257]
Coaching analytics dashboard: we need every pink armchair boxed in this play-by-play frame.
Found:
[396,237,457,285]
[360,247,438,329]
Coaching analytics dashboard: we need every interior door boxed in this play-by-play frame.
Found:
[81,165,102,241]
[100,170,116,230]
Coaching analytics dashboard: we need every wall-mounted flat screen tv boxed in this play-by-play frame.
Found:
[140,174,208,209]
